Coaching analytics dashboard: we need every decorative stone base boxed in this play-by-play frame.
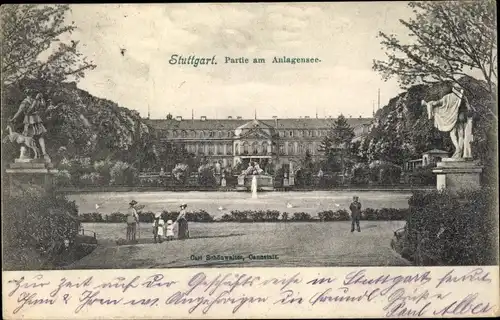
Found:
[5,161,58,197]
[432,158,483,192]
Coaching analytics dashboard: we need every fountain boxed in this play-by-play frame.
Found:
[251,175,258,198]
[236,161,274,192]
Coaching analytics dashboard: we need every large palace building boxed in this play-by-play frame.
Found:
[145,116,373,171]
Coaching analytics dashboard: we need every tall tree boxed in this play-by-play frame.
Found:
[320,115,355,178]
[1,4,96,86]
[373,1,496,116]
[373,0,497,187]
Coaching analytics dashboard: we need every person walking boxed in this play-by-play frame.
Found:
[349,196,362,233]
[176,203,190,239]
[126,200,139,242]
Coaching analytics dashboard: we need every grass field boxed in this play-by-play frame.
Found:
[71,220,410,269]
[68,190,412,218]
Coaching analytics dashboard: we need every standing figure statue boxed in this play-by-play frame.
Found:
[9,89,52,163]
[421,85,474,159]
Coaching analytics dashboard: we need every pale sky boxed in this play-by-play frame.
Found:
[63,3,415,119]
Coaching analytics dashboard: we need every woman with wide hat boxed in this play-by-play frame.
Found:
[176,203,190,239]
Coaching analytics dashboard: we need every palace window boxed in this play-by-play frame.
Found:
[262,142,269,154]
[217,144,224,155]
[289,131,293,137]
[209,144,215,155]
[235,143,239,155]
[226,144,233,155]
[243,142,249,155]
[182,130,187,138]
[251,142,259,155]
[279,143,285,155]
[199,131,205,138]
[197,144,204,154]
[228,131,232,138]
[172,130,178,137]
[218,131,223,138]
[209,131,215,138]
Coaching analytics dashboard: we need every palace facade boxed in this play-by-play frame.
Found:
[145,116,372,172]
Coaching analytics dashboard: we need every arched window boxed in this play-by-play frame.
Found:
[172,130,178,137]
[226,144,233,155]
[197,144,204,154]
[218,131,223,138]
[251,142,258,155]
[279,143,285,155]
[209,144,215,155]
[234,143,239,155]
[182,130,187,138]
[228,131,232,138]
[191,130,196,138]
[199,131,205,138]
[243,142,249,155]
[217,144,224,155]
[262,142,269,154]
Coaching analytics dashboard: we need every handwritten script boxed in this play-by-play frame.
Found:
[3,267,497,318]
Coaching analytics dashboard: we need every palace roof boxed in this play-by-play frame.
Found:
[145,117,373,131]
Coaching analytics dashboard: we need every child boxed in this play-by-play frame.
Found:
[166,220,174,241]
[153,212,165,243]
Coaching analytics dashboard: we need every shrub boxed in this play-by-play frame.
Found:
[368,160,401,184]
[172,163,189,185]
[106,212,127,223]
[292,212,312,221]
[80,172,102,186]
[198,164,216,187]
[81,212,104,222]
[231,210,249,222]
[362,208,378,220]
[404,188,497,265]
[221,213,233,222]
[110,161,138,185]
[318,209,350,221]
[410,165,435,185]
[351,163,370,185]
[53,169,72,187]
[3,191,80,270]
[281,212,289,221]
[94,159,113,185]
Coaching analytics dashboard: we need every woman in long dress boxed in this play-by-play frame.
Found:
[176,203,189,239]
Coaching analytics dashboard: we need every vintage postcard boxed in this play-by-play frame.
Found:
[1,2,499,319]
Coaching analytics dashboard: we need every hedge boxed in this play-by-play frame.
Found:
[3,189,81,270]
[80,208,410,223]
[401,187,497,265]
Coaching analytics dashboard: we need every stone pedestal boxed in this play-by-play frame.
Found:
[5,160,58,197]
[432,158,483,192]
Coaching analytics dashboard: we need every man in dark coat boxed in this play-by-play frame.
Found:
[349,196,362,232]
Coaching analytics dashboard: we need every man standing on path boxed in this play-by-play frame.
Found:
[127,200,139,242]
[349,196,362,233]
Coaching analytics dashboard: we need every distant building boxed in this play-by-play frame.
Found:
[144,116,373,172]
[404,149,449,171]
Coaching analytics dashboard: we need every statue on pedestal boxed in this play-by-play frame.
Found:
[8,89,56,163]
[422,85,474,159]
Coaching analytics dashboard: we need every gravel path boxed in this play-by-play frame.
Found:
[68,221,410,269]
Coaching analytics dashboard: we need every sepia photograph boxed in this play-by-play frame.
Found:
[1,1,497,277]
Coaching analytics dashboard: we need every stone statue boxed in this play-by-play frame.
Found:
[9,89,55,163]
[422,85,473,159]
